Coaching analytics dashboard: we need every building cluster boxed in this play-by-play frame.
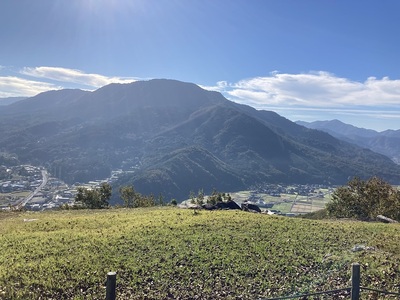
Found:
[250,183,332,197]
[0,164,130,211]
[25,178,76,211]
[1,165,72,210]
[0,165,42,193]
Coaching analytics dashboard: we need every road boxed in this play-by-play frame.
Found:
[19,169,49,207]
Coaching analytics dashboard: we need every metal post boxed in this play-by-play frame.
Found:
[351,263,360,300]
[106,271,117,300]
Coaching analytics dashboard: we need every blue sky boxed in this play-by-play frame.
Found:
[1,0,400,131]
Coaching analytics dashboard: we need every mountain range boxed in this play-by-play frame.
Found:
[0,97,26,106]
[296,120,400,164]
[1,79,399,201]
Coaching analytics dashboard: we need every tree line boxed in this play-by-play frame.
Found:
[74,184,233,209]
[74,183,167,209]
[74,176,400,223]
[189,188,232,206]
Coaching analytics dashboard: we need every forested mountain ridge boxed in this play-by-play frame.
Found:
[297,119,400,164]
[1,79,399,201]
[0,96,26,106]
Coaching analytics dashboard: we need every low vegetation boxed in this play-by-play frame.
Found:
[327,177,400,221]
[189,188,232,206]
[1,207,399,299]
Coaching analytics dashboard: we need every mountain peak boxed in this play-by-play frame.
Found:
[1,81,400,200]
[297,119,400,164]
[296,119,378,137]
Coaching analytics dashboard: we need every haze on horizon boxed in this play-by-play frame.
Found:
[1,0,400,132]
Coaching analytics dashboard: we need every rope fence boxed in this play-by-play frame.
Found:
[105,263,400,300]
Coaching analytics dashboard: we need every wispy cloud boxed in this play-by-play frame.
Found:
[199,81,229,92]
[0,76,61,98]
[3,67,400,128]
[270,106,400,120]
[201,72,400,130]
[205,71,400,109]
[21,66,137,88]
[0,66,140,97]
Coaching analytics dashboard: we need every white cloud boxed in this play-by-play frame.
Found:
[0,66,140,97]
[0,76,61,98]
[200,81,228,92]
[271,106,400,120]
[21,66,137,88]
[219,72,400,109]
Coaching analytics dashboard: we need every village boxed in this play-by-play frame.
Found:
[0,164,121,211]
[0,164,334,214]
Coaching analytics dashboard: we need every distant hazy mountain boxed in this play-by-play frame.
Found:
[0,97,26,106]
[1,80,400,202]
[296,119,400,164]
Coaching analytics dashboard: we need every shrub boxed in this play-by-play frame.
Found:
[326,177,400,221]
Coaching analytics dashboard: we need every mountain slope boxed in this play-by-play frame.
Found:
[297,119,379,138]
[120,146,245,200]
[297,120,400,164]
[1,79,400,201]
[0,97,26,106]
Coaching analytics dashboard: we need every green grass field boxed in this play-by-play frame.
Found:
[0,208,399,299]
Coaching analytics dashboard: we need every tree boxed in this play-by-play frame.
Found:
[99,182,112,203]
[208,188,223,205]
[326,177,400,221]
[75,182,112,209]
[190,189,205,205]
[119,186,137,208]
[157,193,164,206]
[207,189,232,204]
[224,193,232,202]
[119,185,161,208]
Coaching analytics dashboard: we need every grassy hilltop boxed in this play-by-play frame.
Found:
[0,208,399,299]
